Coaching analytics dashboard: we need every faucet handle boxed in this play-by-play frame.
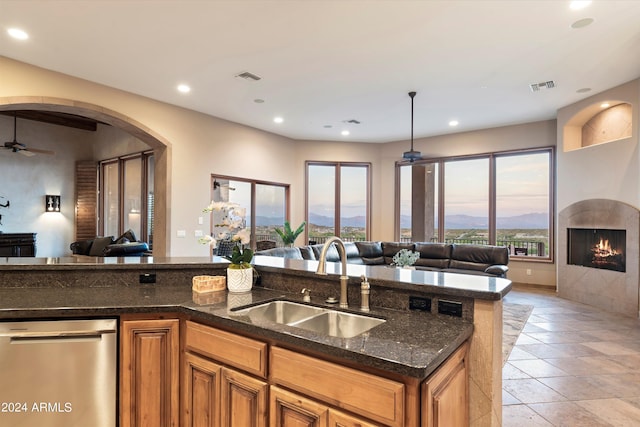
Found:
[301,288,311,302]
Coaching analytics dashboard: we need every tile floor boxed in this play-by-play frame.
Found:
[503,286,640,426]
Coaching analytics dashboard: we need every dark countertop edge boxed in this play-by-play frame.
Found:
[0,256,511,300]
[0,301,473,379]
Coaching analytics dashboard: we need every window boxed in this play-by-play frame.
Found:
[396,148,553,259]
[306,162,371,244]
[99,151,154,245]
[210,176,289,248]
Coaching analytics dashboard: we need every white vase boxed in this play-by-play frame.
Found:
[226,267,253,293]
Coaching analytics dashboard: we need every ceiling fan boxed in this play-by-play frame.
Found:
[3,112,55,157]
[402,91,422,162]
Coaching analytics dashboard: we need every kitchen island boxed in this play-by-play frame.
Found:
[0,255,511,426]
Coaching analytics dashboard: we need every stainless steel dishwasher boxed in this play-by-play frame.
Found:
[0,318,117,427]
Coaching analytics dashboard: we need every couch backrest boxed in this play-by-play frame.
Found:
[413,242,452,269]
[354,241,384,265]
[449,244,509,271]
[381,242,415,265]
[255,246,304,260]
[309,242,362,263]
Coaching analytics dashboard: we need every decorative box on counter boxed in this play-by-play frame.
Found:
[192,275,226,293]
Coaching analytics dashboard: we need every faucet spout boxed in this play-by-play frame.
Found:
[315,236,349,308]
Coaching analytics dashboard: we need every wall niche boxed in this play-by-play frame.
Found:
[563,102,632,152]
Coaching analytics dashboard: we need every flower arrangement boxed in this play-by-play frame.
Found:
[199,201,253,269]
[392,248,420,268]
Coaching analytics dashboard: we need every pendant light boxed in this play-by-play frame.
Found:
[402,91,422,162]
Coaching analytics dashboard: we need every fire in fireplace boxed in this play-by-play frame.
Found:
[567,228,626,272]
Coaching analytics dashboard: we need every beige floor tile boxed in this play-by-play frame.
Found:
[581,341,640,356]
[509,359,569,378]
[576,398,640,427]
[528,401,614,427]
[507,346,538,361]
[538,375,618,400]
[544,356,633,375]
[518,342,601,359]
[515,332,542,345]
[527,322,578,332]
[503,362,531,380]
[503,379,566,404]
[503,389,521,406]
[503,404,554,427]
[525,331,595,344]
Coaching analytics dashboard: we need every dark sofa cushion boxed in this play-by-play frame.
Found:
[103,242,149,256]
[255,247,304,260]
[88,236,115,256]
[115,228,138,244]
[298,246,316,260]
[70,239,94,255]
[355,241,384,264]
[414,242,452,269]
[449,244,509,272]
[310,243,341,262]
[343,242,363,264]
[382,242,415,265]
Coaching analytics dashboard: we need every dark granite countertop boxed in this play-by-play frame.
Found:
[0,282,473,379]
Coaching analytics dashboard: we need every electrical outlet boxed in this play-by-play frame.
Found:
[194,229,203,237]
[409,296,431,312]
[526,269,532,276]
[139,273,156,284]
[176,230,186,237]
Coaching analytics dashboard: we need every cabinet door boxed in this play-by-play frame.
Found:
[328,409,381,427]
[121,318,180,427]
[270,386,328,427]
[422,342,469,427]
[221,367,268,427]
[183,352,222,427]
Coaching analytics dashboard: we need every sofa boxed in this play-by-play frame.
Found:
[255,241,509,278]
[70,229,150,257]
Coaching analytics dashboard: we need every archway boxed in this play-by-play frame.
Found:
[0,97,171,256]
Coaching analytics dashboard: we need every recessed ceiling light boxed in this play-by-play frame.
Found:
[177,84,191,93]
[600,103,610,108]
[570,1,591,11]
[576,87,591,93]
[7,28,29,40]
[571,18,594,29]
[449,120,459,127]
[341,130,350,136]
[323,125,332,128]
[273,117,284,124]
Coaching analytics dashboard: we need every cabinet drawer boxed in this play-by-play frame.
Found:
[270,346,404,427]
[185,321,267,378]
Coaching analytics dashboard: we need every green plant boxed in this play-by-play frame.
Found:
[392,249,420,267]
[274,221,306,246]
[199,201,253,268]
[225,244,253,269]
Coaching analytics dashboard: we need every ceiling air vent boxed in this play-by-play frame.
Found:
[235,71,262,81]
[530,81,556,92]
[343,119,361,124]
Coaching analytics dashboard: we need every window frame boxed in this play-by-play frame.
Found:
[305,161,372,243]
[209,174,290,250]
[395,147,555,261]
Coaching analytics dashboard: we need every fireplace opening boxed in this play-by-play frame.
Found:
[567,228,626,272]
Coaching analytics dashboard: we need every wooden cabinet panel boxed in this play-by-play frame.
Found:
[183,352,222,427]
[270,386,328,427]
[121,318,179,427]
[221,367,268,427]
[270,347,404,427]
[186,320,267,378]
[328,409,381,427]
[422,342,469,427]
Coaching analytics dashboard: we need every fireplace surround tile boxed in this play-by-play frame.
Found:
[558,199,639,318]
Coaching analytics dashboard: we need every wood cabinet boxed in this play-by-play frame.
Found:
[421,342,469,427]
[0,232,36,256]
[120,318,180,427]
[184,321,268,427]
[270,386,379,427]
[270,346,404,427]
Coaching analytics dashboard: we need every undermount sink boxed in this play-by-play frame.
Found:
[231,300,385,338]
[289,310,386,338]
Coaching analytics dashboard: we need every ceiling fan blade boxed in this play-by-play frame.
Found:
[17,149,36,157]
[25,147,56,156]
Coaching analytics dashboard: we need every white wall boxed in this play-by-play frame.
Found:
[0,114,94,257]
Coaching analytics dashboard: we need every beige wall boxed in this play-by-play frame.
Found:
[0,56,576,288]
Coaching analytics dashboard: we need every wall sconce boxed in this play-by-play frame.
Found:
[45,195,61,212]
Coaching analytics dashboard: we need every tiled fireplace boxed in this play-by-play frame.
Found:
[558,199,639,318]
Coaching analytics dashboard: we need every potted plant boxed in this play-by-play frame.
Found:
[199,201,254,292]
[274,220,306,247]
[392,248,420,269]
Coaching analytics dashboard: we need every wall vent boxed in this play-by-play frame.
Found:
[235,71,262,81]
[343,119,361,124]
[530,81,556,92]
